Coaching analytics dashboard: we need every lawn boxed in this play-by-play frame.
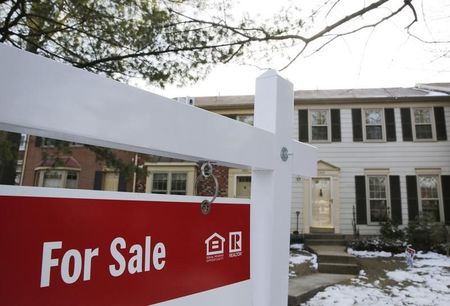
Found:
[289,245,450,305]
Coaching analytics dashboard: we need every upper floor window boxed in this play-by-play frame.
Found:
[401,107,447,142]
[310,110,330,142]
[299,109,341,143]
[413,108,434,140]
[364,109,384,141]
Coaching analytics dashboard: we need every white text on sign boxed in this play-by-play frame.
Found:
[40,236,166,287]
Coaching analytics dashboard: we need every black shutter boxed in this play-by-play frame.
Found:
[385,108,396,142]
[406,175,419,221]
[34,136,42,147]
[352,109,363,142]
[442,176,450,225]
[93,171,103,190]
[389,176,402,225]
[434,107,447,141]
[401,108,413,141]
[118,172,127,192]
[355,176,367,224]
[298,109,308,142]
[331,109,341,142]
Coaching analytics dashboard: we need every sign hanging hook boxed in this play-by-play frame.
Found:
[195,161,219,215]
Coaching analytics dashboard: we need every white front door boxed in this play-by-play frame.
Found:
[311,178,332,228]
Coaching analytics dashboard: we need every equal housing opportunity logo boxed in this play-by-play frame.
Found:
[205,232,242,262]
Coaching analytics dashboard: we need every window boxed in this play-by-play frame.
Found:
[236,115,254,126]
[145,163,196,196]
[35,168,80,189]
[151,172,186,195]
[310,110,329,142]
[367,176,389,223]
[19,134,27,151]
[418,175,441,222]
[413,108,434,140]
[364,109,384,140]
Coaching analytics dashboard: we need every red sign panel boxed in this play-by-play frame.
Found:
[0,195,250,305]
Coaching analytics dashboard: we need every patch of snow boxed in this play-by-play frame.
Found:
[290,243,304,251]
[289,253,318,270]
[347,248,392,258]
[302,250,450,305]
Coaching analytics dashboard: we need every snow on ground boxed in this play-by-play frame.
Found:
[302,252,450,306]
[289,245,317,277]
[348,248,392,258]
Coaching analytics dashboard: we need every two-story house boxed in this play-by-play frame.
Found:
[18,83,450,237]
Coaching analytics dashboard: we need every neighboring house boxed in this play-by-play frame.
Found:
[18,83,450,237]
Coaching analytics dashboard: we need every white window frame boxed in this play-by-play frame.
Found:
[362,108,386,142]
[364,171,390,224]
[416,171,444,223]
[145,163,196,195]
[34,167,80,189]
[412,107,436,141]
[309,109,331,143]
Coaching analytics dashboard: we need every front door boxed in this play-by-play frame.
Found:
[236,176,251,198]
[311,178,332,228]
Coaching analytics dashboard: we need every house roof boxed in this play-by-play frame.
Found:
[190,85,450,110]
[38,156,81,169]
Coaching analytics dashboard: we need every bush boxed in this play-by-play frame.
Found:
[347,238,405,254]
[406,216,448,252]
[380,218,404,240]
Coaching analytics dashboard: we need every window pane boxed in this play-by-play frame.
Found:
[369,176,386,198]
[419,176,438,198]
[43,170,63,188]
[422,200,440,222]
[365,109,382,125]
[414,109,431,124]
[312,126,328,140]
[415,125,433,139]
[152,173,168,194]
[311,111,328,125]
[66,171,78,189]
[366,126,383,140]
[171,173,187,195]
[370,200,387,222]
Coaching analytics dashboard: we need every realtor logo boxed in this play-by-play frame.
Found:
[229,231,242,257]
[205,233,225,256]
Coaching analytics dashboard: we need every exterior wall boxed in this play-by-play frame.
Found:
[292,102,450,235]
[197,165,229,198]
[22,136,136,191]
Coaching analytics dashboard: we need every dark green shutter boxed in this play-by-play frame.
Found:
[406,175,419,221]
[385,108,396,142]
[298,110,308,142]
[34,136,42,147]
[118,172,127,192]
[352,109,363,142]
[389,176,402,225]
[442,176,450,225]
[434,107,447,141]
[93,171,103,190]
[355,176,367,224]
[401,108,413,141]
[331,109,341,142]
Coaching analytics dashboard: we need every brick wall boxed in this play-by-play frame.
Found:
[196,165,229,197]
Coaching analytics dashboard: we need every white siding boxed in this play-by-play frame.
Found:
[291,104,450,235]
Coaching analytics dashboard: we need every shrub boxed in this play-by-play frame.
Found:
[347,238,405,254]
[379,218,404,240]
[406,216,448,252]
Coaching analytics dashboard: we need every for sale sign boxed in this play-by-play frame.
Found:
[0,187,250,305]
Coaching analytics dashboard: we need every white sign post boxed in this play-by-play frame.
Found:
[0,44,316,306]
